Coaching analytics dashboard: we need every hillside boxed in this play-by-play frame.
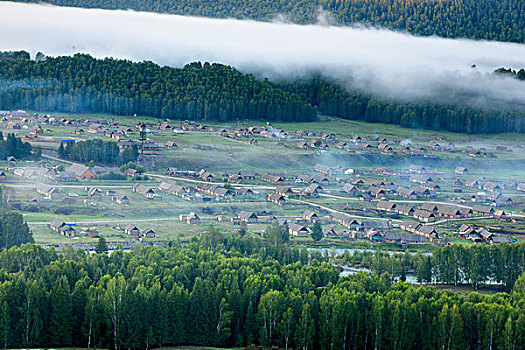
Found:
[0,53,524,133]
[278,75,525,134]
[0,53,316,122]
[11,0,525,43]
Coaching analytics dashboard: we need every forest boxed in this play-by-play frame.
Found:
[11,0,525,43]
[0,226,524,349]
[0,54,317,122]
[1,53,524,133]
[58,139,138,166]
[278,75,525,134]
[0,132,32,160]
[337,243,525,291]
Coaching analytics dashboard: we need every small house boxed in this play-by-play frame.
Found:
[124,225,140,236]
[238,211,258,223]
[302,210,319,222]
[144,229,157,238]
[289,223,310,237]
[455,167,468,175]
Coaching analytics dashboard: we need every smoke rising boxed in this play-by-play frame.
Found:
[0,2,525,110]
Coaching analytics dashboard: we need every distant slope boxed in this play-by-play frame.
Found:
[0,52,523,133]
[0,53,317,121]
[10,0,525,43]
[278,75,525,134]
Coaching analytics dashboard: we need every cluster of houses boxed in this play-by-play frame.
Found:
[3,112,173,154]
[218,123,290,140]
[294,134,455,156]
[376,200,509,224]
[158,182,192,200]
[160,119,209,133]
[87,188,131,204]
[133,184,161,200]
[223,171,257,183]
[122,225,156,238]
[458,224,515,244]
[462,180,516,205]
[211,123,458,158]
[196,183,235,200]
[328,211,424,243]
[160,180,255,202]
[49,218,157,240]
[9,163,125,182]
[33,183,132,206]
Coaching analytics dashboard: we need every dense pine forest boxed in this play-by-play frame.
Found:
[0,229,524,349]
[58,139,138,166]
[11,0,525,43]
[278,76,525,134]
[1,53,524,133]
[0,53,317,122]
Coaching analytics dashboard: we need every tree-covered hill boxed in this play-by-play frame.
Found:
[11,0,525,43]
[0,52,524,133]
[0,53,317,122]
[278,75,525,134]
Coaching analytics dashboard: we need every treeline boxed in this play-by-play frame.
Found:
[0,51,30,61]
[1,53,523,133]
[0,54,316,122]
[279,75,525,133]
[337,243,525,291]
[0,232,524,349]
[0,132,32,159]
[495,67,525,80]
[12,0,525,43]
[58,139,138,165]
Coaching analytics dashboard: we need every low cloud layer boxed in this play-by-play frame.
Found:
[0,2,525,110]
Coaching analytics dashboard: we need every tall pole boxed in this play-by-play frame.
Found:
[139,122,147,156]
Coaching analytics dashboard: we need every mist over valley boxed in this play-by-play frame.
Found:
[1,2,525,113]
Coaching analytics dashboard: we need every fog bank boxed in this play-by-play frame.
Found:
[0,2,525,109]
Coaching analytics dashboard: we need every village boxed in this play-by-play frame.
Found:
[0,109,524,250]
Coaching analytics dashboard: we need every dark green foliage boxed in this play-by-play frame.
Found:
[95,237,108,253]
[119,146,139,165]
[119,161,144,174]
[0,209,33,249]
[58,139,127,165]
[96,172,127,180]
[1,53,522,133]
[279,75,525,133]
[0,238,522,348]
[0,51,30,60]
[49,276,72,346]
[0,54,316,122]
[10,0,525,43]
[311,221,323,241]
[346,243,525,292]
[0,133,32,159]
